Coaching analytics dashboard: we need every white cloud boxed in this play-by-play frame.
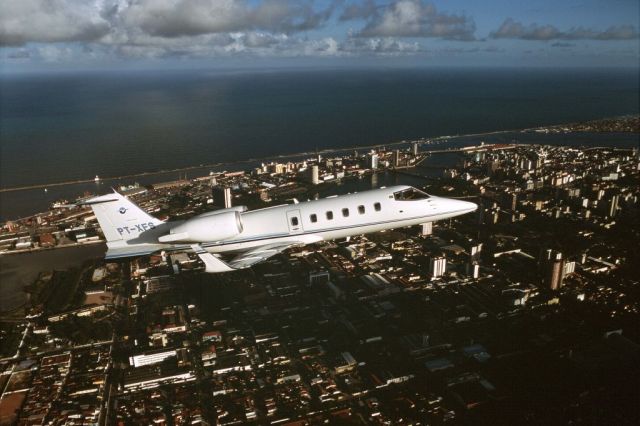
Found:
[0,0,636,64]
[342,37,420,54]
[0,0,337,47]
[120,0,336,38]
[243,32,280,48]
[490,18,639,41]
[36,45,76,62]
[349,0,476,40]
[0,0,111,46]
[105,32,238,58]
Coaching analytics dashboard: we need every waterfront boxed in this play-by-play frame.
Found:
[1,130,637,220]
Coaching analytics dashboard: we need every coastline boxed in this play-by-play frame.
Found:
[0,126,508,193]
[0,117,638,222]
[1,116,637,194]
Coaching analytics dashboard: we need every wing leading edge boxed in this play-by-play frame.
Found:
[191,242,307,272]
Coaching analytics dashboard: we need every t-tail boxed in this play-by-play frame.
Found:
[82,191,167,259]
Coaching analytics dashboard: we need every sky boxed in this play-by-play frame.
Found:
[0,0,639,73]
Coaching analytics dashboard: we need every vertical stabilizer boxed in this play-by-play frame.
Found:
[83,191,163,243]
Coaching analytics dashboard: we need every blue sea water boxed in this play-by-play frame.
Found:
[0,67,638,220]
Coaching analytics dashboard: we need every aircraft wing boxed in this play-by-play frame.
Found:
[191,242,305,272]
[228,242,305,269]
[191,244,235,273]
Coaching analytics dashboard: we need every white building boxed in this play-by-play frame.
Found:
[307,165,319,185]
[563,261,576,276]
[429,257,447,278]
[421,222,433,236]
[212,187,233,208]
[367,153,379,170]
[129,349,177,367]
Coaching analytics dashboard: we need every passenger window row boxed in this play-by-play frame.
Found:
[308,202,381,223]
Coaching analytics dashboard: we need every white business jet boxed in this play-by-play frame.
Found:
[83,186,476,273]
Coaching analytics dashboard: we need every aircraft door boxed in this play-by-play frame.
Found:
[286,210,303,235]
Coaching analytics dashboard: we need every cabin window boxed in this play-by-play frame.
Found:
[291,217,299,226]
[326,211,334,220]
[374,202,381,211]
[358,205,365,214]
[342,208,350,217]
[393,188,430,201]
[310,214,317,223]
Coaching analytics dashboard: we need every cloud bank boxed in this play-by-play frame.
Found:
[491,18,639,41]
[0,0,637,64]
[0,0,110,46]
[345,0,476,40]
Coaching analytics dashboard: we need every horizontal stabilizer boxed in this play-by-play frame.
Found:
[79,196,120,206]
[105,244,165,260]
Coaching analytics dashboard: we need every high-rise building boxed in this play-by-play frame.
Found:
[607,195,619,218]
[421,222,433,236]
[411,142,419,156]
[212,187,232,208]
[563,261,576,276]
[367,153,379,170]
[491,210,499,224]
[429,257,447,278]
[549,255,564,290]
[470,243,483,262]
[466,262,480,279]
[542,250,565,291]
[267,162,286,174]
[506,193,517,211]
[307,165,319,185]
[392,150,400,167]
[519,158,533,170]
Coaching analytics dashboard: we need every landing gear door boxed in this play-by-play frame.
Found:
[286,210,303,235]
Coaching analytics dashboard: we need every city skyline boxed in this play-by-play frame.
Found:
[1,0,639,73]
[1,121,638,423]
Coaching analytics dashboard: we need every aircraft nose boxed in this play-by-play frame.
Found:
[458,199,478,213]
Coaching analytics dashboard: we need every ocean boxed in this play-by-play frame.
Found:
[0,67,638,220]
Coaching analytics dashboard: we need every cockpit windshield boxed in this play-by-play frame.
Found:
[393,188,430,201]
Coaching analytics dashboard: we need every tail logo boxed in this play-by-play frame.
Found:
[119,207,128,214]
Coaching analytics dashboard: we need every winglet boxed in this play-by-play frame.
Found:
[191,244,235,273]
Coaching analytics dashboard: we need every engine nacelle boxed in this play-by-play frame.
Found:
[158,211,243,243]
